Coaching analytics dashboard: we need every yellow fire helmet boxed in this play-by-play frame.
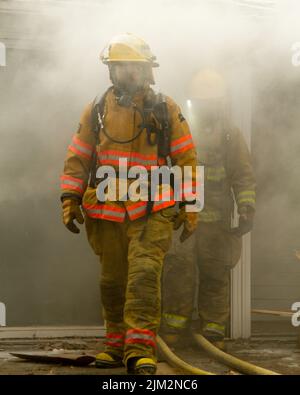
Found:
[187,69,227,100]
[100,33,159,67]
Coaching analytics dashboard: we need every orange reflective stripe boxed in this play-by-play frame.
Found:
[170,134,191,147]
[107,333,124,339]
[60,175,85,194]
[152,200,175,212]
[61,183,83,194]
[100,150,157,160]
[69,145,91,160]
[60,175,84,184]
[170,134,194,156]
[104,332,124,348]
[84,203,125,213]
[125,329,156,349]
[158,157,167,166]
[83,203,126,222]
[152,187,175,212]
[72,136,93,151]
[98,150,158,169]
[126,201,147,220]
[69,135,93,159]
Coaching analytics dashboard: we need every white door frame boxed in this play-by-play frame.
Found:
[229,64,252,339]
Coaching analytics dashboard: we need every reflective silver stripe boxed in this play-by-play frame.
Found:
[207,167,225,173]
[70,140,93,156]
[170,137,193,153]
[62,179,83,189]
[199,211,222,222]
[87,208,125,218]
[204,322,225,336]
[99,154,157,166]
[237,191,256,198]
[206,167,226,181]
[238,198,255,205]
[127,204,147,216]
[153,199,173,207]
[237,191,256,205]
[163,313,188,329]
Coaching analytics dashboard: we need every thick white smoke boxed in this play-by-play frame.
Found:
[1,0,300,325]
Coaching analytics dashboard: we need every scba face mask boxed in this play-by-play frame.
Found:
[189,99,225,131]
[110,63,153,104]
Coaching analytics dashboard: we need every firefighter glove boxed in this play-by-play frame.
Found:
[62,198,84,234]
[173,206,198,243]
[231,206,254,237]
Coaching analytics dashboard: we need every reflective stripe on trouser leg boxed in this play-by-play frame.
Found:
[161,313,188,331]
[198,266,231,325]
[202,322,225,338]
[103,321,125,358]
[123,209,173,364]
[125,329,156,353]
[161,230,196,333]
[98,220,128,357]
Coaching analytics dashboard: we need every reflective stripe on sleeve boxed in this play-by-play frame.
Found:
[60,175,85,194]
[69,135,93,159]
[170,134,194,156]
[237,190,256,206]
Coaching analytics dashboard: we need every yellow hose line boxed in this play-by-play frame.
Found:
[157,335,215,375]
[193,333,280,375]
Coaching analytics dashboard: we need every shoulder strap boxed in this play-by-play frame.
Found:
[145,90,171,164]
[88,87,111,188]
[91,86,113,141]
[221,117,233,177]
[155,93,172,165]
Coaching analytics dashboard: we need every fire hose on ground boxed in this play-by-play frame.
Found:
[192,333,280,375]
[157,335,215,375]
[157,334,280,375]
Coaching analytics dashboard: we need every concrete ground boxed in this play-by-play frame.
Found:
[0,326,299,375]
[0,338,180,375]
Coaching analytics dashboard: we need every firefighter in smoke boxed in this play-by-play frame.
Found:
[60,33,198,374]
[161,69,256,348]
